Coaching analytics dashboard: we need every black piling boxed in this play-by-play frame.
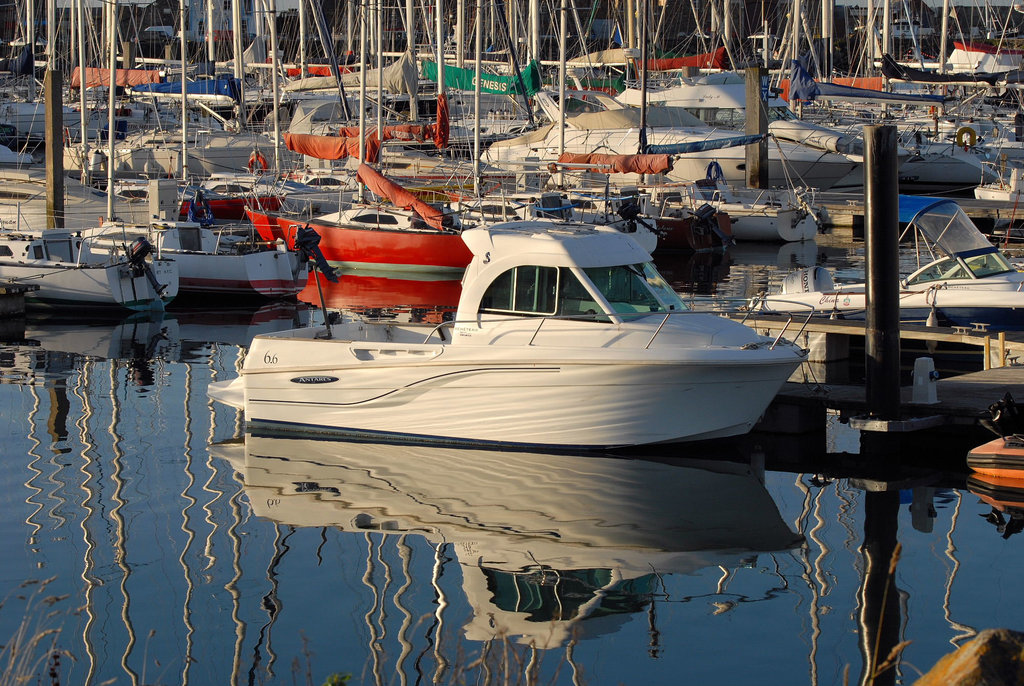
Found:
[745,66,768,189]
[864,125,901,421]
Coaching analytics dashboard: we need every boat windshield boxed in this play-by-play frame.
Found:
[911,201,993,256]
[905,249,1014,285]
[582,262,687,314]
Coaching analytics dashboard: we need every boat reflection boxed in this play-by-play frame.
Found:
[211,433,804,648]
[298,270,461,323]
[967,474,1024,539]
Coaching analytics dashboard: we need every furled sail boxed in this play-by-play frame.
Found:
[555,153,673,175]
[356,164,447,231]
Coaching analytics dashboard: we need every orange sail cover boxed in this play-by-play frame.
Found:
[356,164,446,231]
[556,153,673,175]
[639,47,728,72]
[283,131,381,163]
[71,67,162,88]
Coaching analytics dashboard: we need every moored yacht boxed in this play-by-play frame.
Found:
[209,220,806,448]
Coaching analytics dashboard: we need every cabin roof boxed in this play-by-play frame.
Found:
[462,221,652,269]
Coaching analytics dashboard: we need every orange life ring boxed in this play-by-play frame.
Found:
[247,150,268,174]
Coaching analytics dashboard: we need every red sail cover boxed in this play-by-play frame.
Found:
[556,153,673,175]
[356,163,446,231]
[639,47,728,71]
[71,67,162,88]
[283,131,381,163]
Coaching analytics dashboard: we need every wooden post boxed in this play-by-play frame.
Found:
[1000,332,1007,367]
[864,125,900,420]
[745,66,768,188]
[44,71,64,230]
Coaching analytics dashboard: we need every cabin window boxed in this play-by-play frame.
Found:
[907,256,971,285]
[964,251,1013,278]
[32,245,44,260]
[583,263,685,313]
[0,246,11,257]
[308,177,341,187]
[352,213,399,225]
[480,266,558,316]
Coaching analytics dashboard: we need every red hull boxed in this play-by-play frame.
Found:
[247,209,472,272]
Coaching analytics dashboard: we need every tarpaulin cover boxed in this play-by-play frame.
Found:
[284,132,381,163]
[556,152,673,174]
[0,45,33,76]
[881,54,1000,86]
[132,74,241,101]
[356,163,445,231]
[72,66,162,88]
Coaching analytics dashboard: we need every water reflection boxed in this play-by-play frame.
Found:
[211,433,803,654]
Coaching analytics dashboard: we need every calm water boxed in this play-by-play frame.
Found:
[1,237,1022,686]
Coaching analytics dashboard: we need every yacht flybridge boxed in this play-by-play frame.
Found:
[209,220,806,449]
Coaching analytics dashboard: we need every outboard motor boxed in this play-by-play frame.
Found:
[781,266,835,294]
[125,237,167,295]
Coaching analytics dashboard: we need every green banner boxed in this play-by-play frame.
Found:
[421,59,543,96]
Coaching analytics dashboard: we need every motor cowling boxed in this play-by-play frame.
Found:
[781,266,835,294]
[127,237,153,270]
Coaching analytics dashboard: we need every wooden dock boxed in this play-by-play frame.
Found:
[732,314,1024,432]
[815,193,1018,231]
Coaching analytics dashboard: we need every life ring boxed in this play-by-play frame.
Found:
[955,126,977,150]
[247,150,268,174]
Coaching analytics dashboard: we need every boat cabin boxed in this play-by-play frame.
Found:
[456,222,685,325]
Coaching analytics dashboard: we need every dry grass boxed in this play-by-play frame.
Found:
[0,577,71,686]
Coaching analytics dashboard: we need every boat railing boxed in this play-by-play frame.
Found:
[740,293,817,349]
[420,305,803,350]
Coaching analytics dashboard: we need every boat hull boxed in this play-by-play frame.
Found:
[0,259,177,311]
[171,250,308,297]
[247,209,473,272]
[217,329,801,449]
[968,436,1024,480]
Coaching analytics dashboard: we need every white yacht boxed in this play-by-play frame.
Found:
[209,220,805,448]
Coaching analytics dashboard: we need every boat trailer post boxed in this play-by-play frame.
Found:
[864,125,900,421]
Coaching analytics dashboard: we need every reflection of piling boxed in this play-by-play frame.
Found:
[864,125,900,421]
[858,490,901,686]
[745,67,768,189]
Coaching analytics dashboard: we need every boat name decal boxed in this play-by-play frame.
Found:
[290,376,339,384]
[818,294,852,306]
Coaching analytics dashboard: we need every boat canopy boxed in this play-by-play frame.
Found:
[899,195,993,255]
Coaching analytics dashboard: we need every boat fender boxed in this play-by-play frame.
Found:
[248,150,269,174]
[956,126,977,150]
[705,161,724,182]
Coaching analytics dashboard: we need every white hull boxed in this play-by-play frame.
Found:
[718,204,818,242]
[172,249,308,297]
[1,259,177,310]
[214,321,800,448]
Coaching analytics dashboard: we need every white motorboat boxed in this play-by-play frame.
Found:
[209,432,802,647]
[751,196,1024,330]
[83,219,310,298]
[209,220,806,449]
[0,229,177,311]
[975,165,1024,202]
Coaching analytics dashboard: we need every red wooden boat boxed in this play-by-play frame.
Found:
[246,164,471,272]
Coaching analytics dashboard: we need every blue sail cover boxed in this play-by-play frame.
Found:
[0,44,34,75]
[132,74,241,102]
[790,60,944,104]
[646,134,765,156]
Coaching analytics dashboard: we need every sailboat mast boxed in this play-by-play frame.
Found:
[231,0,246,125]
[558,0,566,156]
[268,0,281,173]
[436,0,445,93]
[473,0,481,194]
[406,0,416,119]
[939,0,949,73]
[298,0,307,77]
[77,0,88,186]
[106,0,117,221]
[181,0,188,181]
